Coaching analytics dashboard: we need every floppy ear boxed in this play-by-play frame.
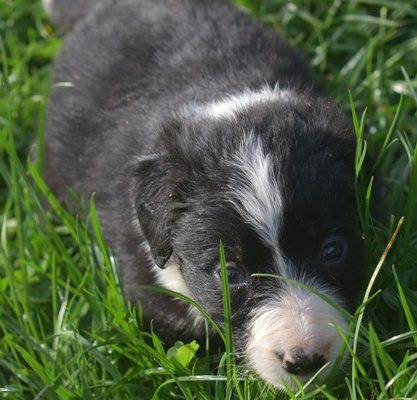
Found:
[133,152,186,268]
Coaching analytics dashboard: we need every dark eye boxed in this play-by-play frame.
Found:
[218,262,248,286]
[320,237,347,265]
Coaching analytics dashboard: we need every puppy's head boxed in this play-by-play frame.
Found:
[133,89,363,390]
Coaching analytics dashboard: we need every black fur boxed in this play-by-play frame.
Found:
[43,0,363,384]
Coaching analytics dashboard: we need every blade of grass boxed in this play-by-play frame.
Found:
[219,241,234,399]
[351,216,403,396]
[392,266,417,347]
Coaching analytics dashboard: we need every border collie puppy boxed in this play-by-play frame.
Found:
[42,0,363,390]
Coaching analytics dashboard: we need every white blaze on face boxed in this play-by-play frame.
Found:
[228,134,349,389]
[227,133,282,249]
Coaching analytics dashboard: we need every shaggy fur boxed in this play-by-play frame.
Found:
[43,0,363,390]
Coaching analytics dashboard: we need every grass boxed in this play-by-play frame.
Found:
[1,0,417,398]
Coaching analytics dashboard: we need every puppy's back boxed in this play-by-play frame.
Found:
[42,0,99,32]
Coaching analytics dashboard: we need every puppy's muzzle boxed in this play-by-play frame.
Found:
[278,346,326,376]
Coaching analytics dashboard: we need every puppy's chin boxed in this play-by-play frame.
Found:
[244,282,349,390]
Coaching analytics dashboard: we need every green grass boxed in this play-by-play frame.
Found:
[1,0,417,398]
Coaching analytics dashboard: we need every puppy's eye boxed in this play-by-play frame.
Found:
[321,237,347,265]
[218,263,248,286]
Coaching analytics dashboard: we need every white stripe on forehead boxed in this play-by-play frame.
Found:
[227,133,283,250]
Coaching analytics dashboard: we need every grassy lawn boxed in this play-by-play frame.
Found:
[1,0,417,398]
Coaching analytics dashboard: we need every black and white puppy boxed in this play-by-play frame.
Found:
[42,0,363,390]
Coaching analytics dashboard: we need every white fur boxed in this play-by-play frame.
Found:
[150,256,206,331]
[138,241,191,297]
[136,231,206,330]
[42,0,54,15]
[152,259,193,298]
[153,261,206,330]
[227,133,282,249]
[226,134,305,282]
[245,278,348,390]
[186,85,292,121]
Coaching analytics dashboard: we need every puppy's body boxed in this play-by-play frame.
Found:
[43,0,363,389]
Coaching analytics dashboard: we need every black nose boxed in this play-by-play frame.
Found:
[279,347,326,376]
